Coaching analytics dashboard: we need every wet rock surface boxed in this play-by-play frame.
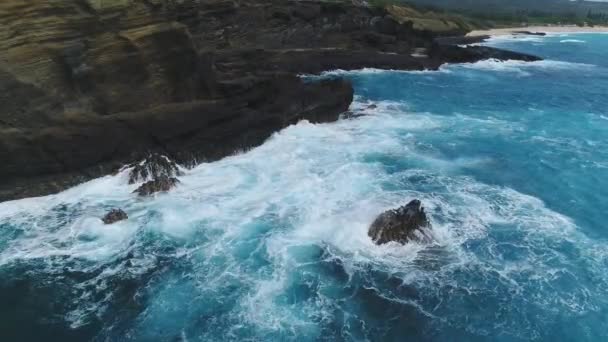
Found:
[128,154,183,184]
[133,176,180,197]
[101,209,128,224]
[368,199,432,245]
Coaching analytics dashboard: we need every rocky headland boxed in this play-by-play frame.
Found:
[0,0,540,201]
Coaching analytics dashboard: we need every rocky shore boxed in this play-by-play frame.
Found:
[0,0,540,201]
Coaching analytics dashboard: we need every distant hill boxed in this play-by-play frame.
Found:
[405,0,608,12]
[383,3,478,34]
[401,0,608,26]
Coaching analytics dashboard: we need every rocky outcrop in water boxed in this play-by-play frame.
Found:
[368,200,432,245]
[129,154,182,196]
[102,209,128,224]
[133,176,180,197]
[0,0,541,201]
[128,154,183,184]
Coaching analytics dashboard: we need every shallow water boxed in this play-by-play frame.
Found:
[1,34,607,341]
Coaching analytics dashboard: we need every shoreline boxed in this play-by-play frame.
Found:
[0,0,542,202]
[467,26,608,36]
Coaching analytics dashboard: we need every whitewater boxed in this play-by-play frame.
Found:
[1,34,607,341]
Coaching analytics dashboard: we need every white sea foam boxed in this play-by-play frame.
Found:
[483,34,546,45]
[447,58,596,77]
[304,56,594,80]
[304,67,451,79]
[0,92,605,337]
[0,99,592,263]
[560,39,586,43]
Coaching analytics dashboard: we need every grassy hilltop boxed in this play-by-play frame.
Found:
[368,0,608,27]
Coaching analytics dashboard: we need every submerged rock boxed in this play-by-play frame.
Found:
[368,199,431,245]
[133,176,180,196]
[128,153,183,184]
[102,209,128,224]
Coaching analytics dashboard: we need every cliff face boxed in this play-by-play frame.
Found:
[1,0,205,117]
[0,0,539,201]
[0,0,419,119]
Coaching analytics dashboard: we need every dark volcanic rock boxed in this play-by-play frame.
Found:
[133,176,180,197]
[102,209,128,224]
[513,30,547,36]
[291,4,321,21]
[434,35,490,46]
[433,45,542,64]
[128,154,183,184]
[368,200,432,245]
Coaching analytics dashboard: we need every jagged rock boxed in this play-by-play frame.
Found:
[102,209,128,224]
[128,154,183,184]
[133,176,180,196]
[431,45,541,64]
[368,199,431,245]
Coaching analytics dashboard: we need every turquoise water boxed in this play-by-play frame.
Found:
[1,34,607,341]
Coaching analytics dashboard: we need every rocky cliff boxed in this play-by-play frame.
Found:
[0,0,540,201]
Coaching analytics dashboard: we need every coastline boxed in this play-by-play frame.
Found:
[0,0,542,202]
[467,25,608,36]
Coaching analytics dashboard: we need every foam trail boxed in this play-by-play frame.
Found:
[448,59,597,74]
[560,39,586,43]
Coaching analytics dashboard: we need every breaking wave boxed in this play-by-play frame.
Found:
[448,58,597,76]
[560,39,586,44]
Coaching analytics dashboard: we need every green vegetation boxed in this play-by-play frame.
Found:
[384,4,478,33]
[362,0,608,28]
[347,0,479,33]
[403,0,608,27]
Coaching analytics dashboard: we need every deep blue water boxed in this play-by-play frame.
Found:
[1,33,607,341]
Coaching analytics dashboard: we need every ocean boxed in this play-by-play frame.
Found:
[1,33,607,341]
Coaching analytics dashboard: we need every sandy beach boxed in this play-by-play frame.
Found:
[467,26,608,36]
